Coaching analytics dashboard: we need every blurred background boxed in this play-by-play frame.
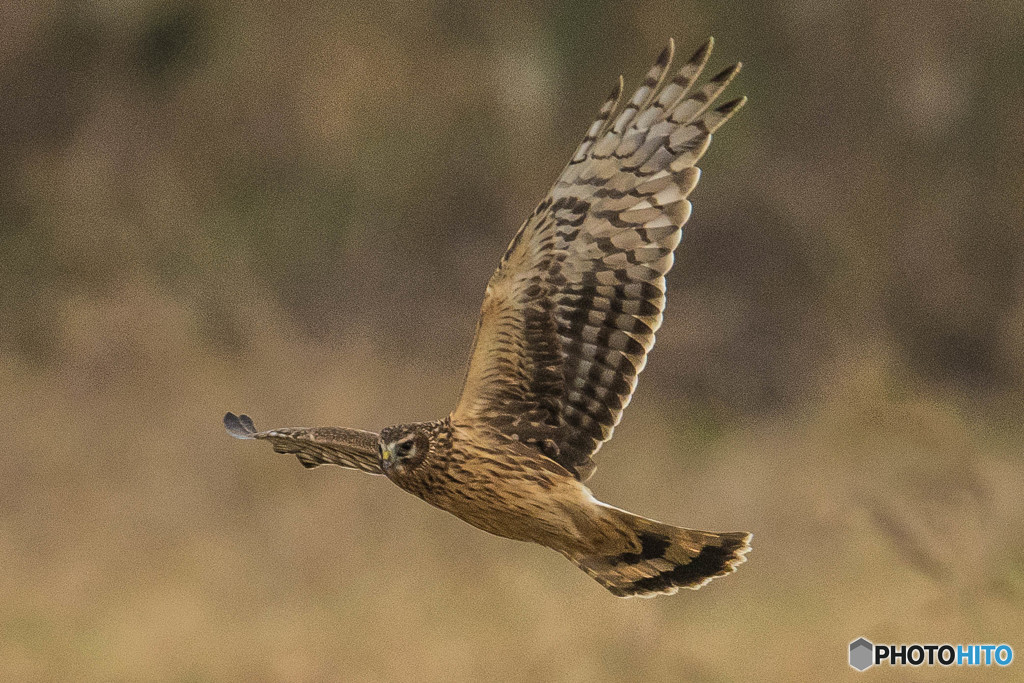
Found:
[2,1,1023,680]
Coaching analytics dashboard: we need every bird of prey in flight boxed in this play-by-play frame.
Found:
[226,38,751,597]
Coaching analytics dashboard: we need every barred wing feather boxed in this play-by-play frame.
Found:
[452,39,745,480]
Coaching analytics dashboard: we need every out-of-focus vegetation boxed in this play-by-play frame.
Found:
[2,1,1022,680]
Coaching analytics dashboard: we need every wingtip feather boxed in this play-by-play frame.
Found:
[224,412,257,439]
[612,74,624,100]
[711,62,742,84]
[716,95,748,117]
[655,39,674,69]
[695,36,714,62]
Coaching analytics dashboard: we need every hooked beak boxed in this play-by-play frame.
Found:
[380,448,393,469]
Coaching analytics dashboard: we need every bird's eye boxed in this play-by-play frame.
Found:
[397,440,413,454]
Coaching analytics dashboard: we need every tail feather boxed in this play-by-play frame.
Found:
[570,507,751,598]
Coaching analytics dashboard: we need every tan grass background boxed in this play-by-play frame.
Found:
[2,1,1023,680]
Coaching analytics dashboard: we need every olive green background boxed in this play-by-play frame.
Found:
[2,1,1022,680]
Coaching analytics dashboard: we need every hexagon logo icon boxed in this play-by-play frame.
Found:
[849,638,874,671]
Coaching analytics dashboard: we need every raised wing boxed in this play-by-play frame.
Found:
[224,412,382,474]
[451,38,745,480]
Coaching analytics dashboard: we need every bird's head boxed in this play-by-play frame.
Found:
[378,423,430,477]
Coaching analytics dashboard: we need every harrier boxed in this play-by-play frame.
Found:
[226,38,751,597]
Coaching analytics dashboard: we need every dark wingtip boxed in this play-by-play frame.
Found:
[712,62,742,84]
[224,412,257,439]
[238,413,256,433]
[655,40,673,68]
[609,74,624,101]
[693,36,714,63]
[716,95,748,116]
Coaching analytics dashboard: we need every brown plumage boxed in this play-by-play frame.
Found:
[226,38,751,597]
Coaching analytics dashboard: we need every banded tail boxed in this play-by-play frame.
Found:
[569,506,751,598]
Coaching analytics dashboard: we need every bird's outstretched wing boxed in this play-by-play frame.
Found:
[451,38,745,480]
[224,412,382,474]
